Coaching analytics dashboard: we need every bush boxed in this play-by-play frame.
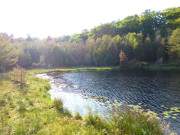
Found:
[74,112,82,120]
[53,99,71,117]
[84,113,108,131]
[53,99,63,111]
[109,105,164,135]
[82,105,173,135]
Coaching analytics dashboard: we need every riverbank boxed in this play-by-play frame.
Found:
[145,64,180,72]
[120,63,180,72]
[30,66,119,74]
[0,69,175,135]
[30,63,180,75]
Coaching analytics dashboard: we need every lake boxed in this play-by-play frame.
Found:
[37,70,180,133]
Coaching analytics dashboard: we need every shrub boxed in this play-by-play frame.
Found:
[53,99,71,117]
[53,99,63,112]
[74,112,82,120]
[84,113,108,130]
[109,105,164,135]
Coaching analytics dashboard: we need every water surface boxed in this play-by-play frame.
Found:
[38,71,180,133]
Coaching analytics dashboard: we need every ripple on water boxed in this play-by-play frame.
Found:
[37,71,180,133]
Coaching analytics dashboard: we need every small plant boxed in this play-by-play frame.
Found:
[17,100,27,114]
[53,99,72,116]
[74,112,82,120]
[53,99,63,112]
[63,108,72,117]
[84,113,107,130]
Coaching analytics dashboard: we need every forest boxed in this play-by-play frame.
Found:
[0,7,180,72]
[1,5,180,135]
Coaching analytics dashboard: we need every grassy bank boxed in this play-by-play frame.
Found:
[30,66,119,74]
[119,63,180,72]
[144,64,180,72]
[30,64,180,74]
[0,69,175,135]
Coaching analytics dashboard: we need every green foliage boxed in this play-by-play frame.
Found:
[0,70,176,135]
[115,15,141,34]
[74,112,82,120]
[109,105,164,135]
[169,28,180,58]
[0,7,180,69]
[53,99,72,116]
[125,33,139,49]
[84,114,108,130]
[53,99,64,111]
[0,34,18,72]
[163,7,180,30]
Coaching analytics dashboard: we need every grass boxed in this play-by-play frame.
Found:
[119,63,180,72]
[30,66,119,74]
[0,68,176,135]
[145,64,180,72]
[30,64,180,75]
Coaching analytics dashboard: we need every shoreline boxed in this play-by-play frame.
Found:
[0,68,176,134]
[37,70,178,134]
[120,64,180,72]
[29,64,180,75]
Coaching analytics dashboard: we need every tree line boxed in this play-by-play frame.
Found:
[0,7,180,72]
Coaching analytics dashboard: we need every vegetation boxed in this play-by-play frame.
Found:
[169,28,180,59]
[0,6,179,135]
[0,34,18,72]
[0,70,174,135]
[0,7,180,72]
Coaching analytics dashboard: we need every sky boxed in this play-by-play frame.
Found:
[0,0,179,38]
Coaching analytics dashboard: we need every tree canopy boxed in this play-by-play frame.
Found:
[0,7,180,71]
[0,34,18,72]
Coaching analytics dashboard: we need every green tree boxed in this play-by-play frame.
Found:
[125,33,139,49]
[0,34,18,72]
[169,28,180,58]
[115,15,141,35]
[163,7,180,30]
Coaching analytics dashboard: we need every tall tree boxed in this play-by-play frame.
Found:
[0,34,18,72]
[169,28,180,59]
